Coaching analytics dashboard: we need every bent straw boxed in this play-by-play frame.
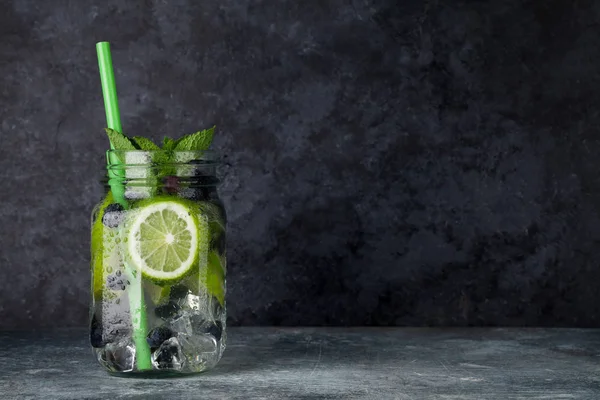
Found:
[96,42,152,371]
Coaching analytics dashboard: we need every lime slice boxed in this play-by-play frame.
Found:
[144,280,171,305]
[182,251,225,305]
[206,251,226,305]
[91,192,114,300]
[127,199,206,284]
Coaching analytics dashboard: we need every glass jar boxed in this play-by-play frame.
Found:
[90,150,226,376]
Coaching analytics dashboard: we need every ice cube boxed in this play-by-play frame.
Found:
[172,152,197,165]
[172,152,197,177]
[124,152,151,179]
[178,291,218,321]
[178,333,218,371]
[151,337,184,370]
[100,340,136,372]
[188,315,223,341]
[124,186,152,200]
[179,293,201,313]
[170,314,193,335]
[181,333,217,354]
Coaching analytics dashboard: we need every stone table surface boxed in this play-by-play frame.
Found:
[1,328,599,399]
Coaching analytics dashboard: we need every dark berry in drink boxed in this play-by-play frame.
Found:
[146,326,175,351]
[102,203,125,228]
[162,175,179,194]
[205,321,223,341]
[155,301,180,319]
[169,284,190,299]
[90,314,105,348]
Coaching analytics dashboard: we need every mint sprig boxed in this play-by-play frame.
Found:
[105,127,215,151]
[104,126,216,206]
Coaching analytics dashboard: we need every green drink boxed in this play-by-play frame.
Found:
[90,134,227,375]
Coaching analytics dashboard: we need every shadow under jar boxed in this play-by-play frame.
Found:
[90,150,226,376]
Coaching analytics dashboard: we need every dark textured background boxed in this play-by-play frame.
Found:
[2,0,600,329]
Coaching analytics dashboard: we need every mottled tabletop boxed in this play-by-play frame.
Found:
[1,328,599,399]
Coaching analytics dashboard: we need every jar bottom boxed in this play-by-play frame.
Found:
[108,370,208,379]
[94,334,226,376]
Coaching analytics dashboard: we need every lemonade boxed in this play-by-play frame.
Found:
[90,129,226,375]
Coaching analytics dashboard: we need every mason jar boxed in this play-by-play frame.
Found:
[90,150,226,376]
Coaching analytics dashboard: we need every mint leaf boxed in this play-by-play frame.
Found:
[132,136,160,150]
[174,127,215,151]
[105,128,137,150]
[162,137,177,151]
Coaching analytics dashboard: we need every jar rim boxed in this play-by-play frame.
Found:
[106,149,219,156]
[106,150,220,166]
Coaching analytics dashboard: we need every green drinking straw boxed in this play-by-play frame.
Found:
[96,42,122,135]
[96,41,152,371]
[96,42,126,208]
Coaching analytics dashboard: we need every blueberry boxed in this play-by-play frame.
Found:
[205,321,223,341]
[155,301,180,319]
[146,326,174,351]
[169,284,190,300]
[90,314,105,348]
[102,203,125,228]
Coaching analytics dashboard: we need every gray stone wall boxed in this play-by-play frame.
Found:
[1,0,599,328]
